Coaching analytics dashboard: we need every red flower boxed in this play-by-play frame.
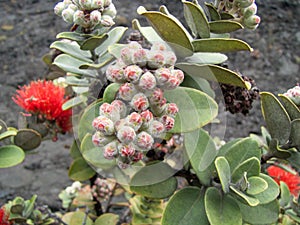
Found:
[12,80,72,132]
[0,206,11,225]
[267,165,300,197]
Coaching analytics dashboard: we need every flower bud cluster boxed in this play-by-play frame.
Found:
[283,85,300,106]
[92,42,183,168]
[54,0,116,29]
[215,0,260,29]
[91,178,113,201]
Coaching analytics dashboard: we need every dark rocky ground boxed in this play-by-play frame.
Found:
[0,0,299,210]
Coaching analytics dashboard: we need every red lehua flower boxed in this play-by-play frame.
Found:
[0,206,11,225]
[12,80,72,132]
[267,165,300,197]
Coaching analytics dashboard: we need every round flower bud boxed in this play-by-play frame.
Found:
[101,15,115,27]
[118,143,136,157]
[68,3,78,11]
[135,131,154,150]
[164,74,180,90]
[126,112,143,131]
[132,151,143,162]
[155,68,171,86]
[73,10,88,27]
[234,0,254,8]
[151,98,167,116]
[242,3,257,18]
[63,0,73,6]
[62,8,75,23]
[130,93,149,111]
[243,15,261,29]
[164,51,177,66]
[119,83,137,101]
[54,2,66,16]
[139,72,157,91]
[92,116,115,135]
[124,65,143,83]
[103,0,112,7]
[283,85,300,106]
[161,115,175,131]
[90,0,104,10]
[103,141,118,160]
[149,88,164,105]
[128,41,143,50]
[151,43,168,51]
[79,0,94,10]
[133,48,148,66]
[164,103,179,116]
[111,100,127,118]
[106,65,124,83]
[92,131,115,147]
[90,10,102,25]
[148,120,165,138]
[140,110,154,123]
[147,50,165,69]
[171,69,184,84]
[99,102,120,122]
[117,125,136,144]
[102,3,117,18]
[120,47,133,65]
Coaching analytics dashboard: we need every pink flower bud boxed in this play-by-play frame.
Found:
[118,143,136,157]
[90,10,102,25]
[124,65,143,83]
[106,65,124,83]
[117,125,136,144]
[128,41,143,50]
[130,93,149,111]
[133,48,148,66]
[242,3,257,18]
[154,68,171,85]
[151,43,168,51]
[73,10,89,27]
[147,51,165,69]
[151,98,167,116]
[103,141,118,159]
[132,151,143,162]
[164,74,180,90]
[111,100,127,118]
[126,112,143,131]
[121,47,133,65]
[172,69,184,84]
[90,0,104,10]
[149,88,164,105]
[92,116,115,135]
[139,72,157,91]
[243,15,261,29]
[114,118,126,132]
[135,131,154,150]
[165,103,179,116]
[119,83,137,101]
[101,15,115,27]
[148,120,165,137]
[92,131,115,147]
[161,115,175,131]
[164,51,177,66]
[99,102,120,121]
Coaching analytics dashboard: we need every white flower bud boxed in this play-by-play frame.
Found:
[73,10,89,27]
[103,0,112,7]
[102,3,117,18]
[62,8,75,24]
[101,15,115,27]
[54,2,66,16]
[90,10,102,25]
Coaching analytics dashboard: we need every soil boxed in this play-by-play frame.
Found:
[0,0,299,211]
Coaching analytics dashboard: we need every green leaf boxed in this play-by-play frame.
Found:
[237,200,279,224]
[209,21,244,33]
[246,176,268,195]
[261,92,291,144]
[176,63,250,89]
[50,41,92,62]
[290,119,300,148]
[278,94,300,120]
[279,181,291,207]
[130,173,177,199]
[68,157,96,181]
[56,31,90,42]
[108,43,126,59]
[53,54,97,77]
[182,52,228,65]
[252,173,280,204]
[70,140,82,160]
[231,157,260,183]
[220,13,235,20]
[215,156,231,193]
[95,26,128,55]
[0,145,25,168]
[103,83,121,103]
[0,130,17,140]
[164,87,218,133]
[62,95,88,110]
[224,138,261,174]
[137,6,193,57]
[80,51,114,69]
[287,151,300,169]
[183,0,210,38]
[205,187,242,225]
[78,100,102,141]
[65,76,90,87]
[268,139,292,159]
[192,38,253,53]
[14,129,42,151]
[80,34,108,51]
[181,74,215,98]
[80,133,116,170]
[184,129,217,186]
[132,19,165,44]
[94,213,119,225]
[217,138,242,156]
[229,186,260,206]
[204,3,221,21]
[162,187,209,225]
[69,211,93,225]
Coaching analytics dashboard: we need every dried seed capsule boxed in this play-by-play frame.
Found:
[130,93,149,111]
[117,125,136,144]
[92,116,115,135]
[119,83,137,101]
[124,65,143,83]
[139,71,157,91]
[103,141,118,159]
[135,131,154,150]
[118,143,136,157]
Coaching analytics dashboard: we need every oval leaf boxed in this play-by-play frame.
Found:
[176,63,250,89]
[290,119,300,148]
[56,31,90,42]
[183,0,210,38]
[261,92,291,144]
[103,83,121,103]
[205,187,243,225]
[132,19,165,44]
[209,21,244,33]
[231,157,260,183]
[162,187,209,225]
[94,213,119,225]
[204,3,221,21]
[14,129,42,151]
[192,38,253,52]
[246,176,268,195]
[68,157,96,181]
[62,95,88,110]
[215,156,231,193]
[183,52,228,65]
[80,34,108,51]
[0,130,17,140]
[164,87,218,133]
[0,145,25,168]
[229,186,260,206]
[69,211,93,225]
[278,94,300,120]
[181,74,215,98]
